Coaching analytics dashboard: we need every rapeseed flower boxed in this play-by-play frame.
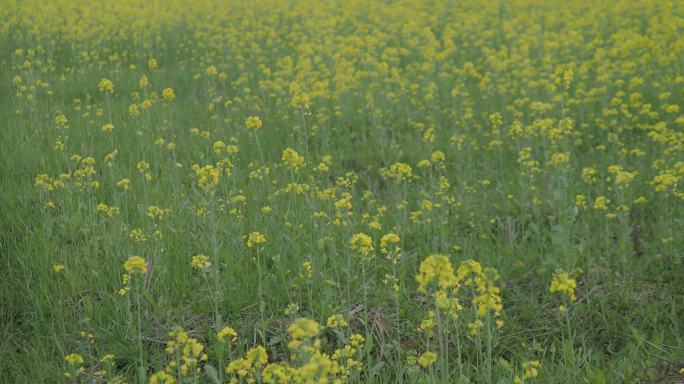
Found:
[418,351,437,368]
[246,232,266,248]
[123,256,147,274]
[550,271,578,302]
[349,233,374,256]
[245,116,262,130]
[191,255,211,270]
[217,327,238,343]
[161,88,175,101]
[98,78,113,93]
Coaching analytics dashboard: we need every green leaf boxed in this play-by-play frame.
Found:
[205,364,220,384]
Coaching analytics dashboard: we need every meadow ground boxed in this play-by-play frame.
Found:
[1,0,683,382]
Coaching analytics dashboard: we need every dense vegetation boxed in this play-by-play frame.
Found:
[1,0,683,382]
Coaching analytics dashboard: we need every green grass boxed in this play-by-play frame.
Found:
[1,0,683,382]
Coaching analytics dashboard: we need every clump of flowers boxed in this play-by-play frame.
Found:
[116,178,130,190]
[64,353,85,379]
[98,78,114,93]
[381,162,414,183]
[246,231,266,248]
[415,254,505,373]
[515,360,542,383]
[190,255,211,270]
[217,326,238,344]
[101,123,114,133]
[349,232,374,257]
[148,328,208,380]
[416,254,457,294]
[457,260,504,326]
[96,203,120,218]
[245,116,262,130]
[123,256,147,274]
[161,87,175,101]
[592,196,609,210]
[418,351,437,368]
[119,256,147,295]
[281,148,305,171]
[326,314,349,329]
[380,233,401,257]
[225,317,364,383]
[192,164,220,190]
[147,205,170,220]
[549,271,578,312]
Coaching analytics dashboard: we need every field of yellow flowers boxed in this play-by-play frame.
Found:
[2,0,684,382]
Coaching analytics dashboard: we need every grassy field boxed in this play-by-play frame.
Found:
[2,0,683,382]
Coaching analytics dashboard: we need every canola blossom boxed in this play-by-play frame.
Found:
[4,0,684,382]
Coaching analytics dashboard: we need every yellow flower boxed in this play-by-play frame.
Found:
[226,346,268,376]
[246,231,266,248]
[575,194,586,208]
[148,58,158,69]
[284,303,299,316]
[350,333,365,347]
[64,353,84,365]
[281,148,305,170]
[104,150,117,166]
[633,196,647,204]
[416,254,456,292]
[162,88,175,101]
[149,371,174,384]
[212,140,226,153]
[162,328,208,376]
[123,256,147,274]
[468,319,483,336]
[52,264,65,273]
[581,167,597,184]
[101,123,114,133]
[549,271,577,302]
[349,233,374,256]
[116,178,130,190]
[128,103,140,116]
[380,233,400,255]
[245,116,262,130]
[326,314,348,329]
[381,162,413,183]
[592,196,609,210]
[191,255,211,270]
[192,164,220,189]
[217,327,238,343]
[418,311,436,335]
[139,74,149,88]
[288,318,321,340]
[302,260,313,279]
[549,152,570,166]
[147,205,169,220]
[417,351,437,368]
[98,78,114,93]
[55,114,69,127]
[431,150,445,163]
[417,159,431,168]
[136,160,150,173]
[518,360,541,381]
